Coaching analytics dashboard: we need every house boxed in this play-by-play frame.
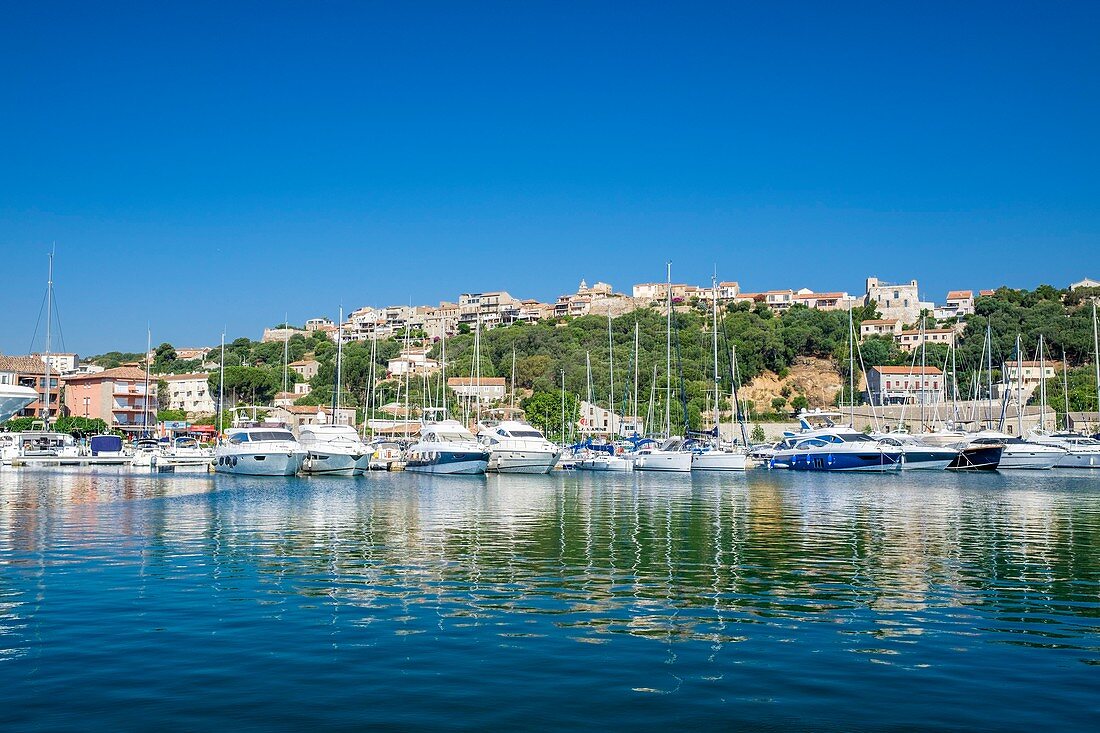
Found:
[289,359,320,380]
[630,282,695,303]
[262,327,308,343]
[293,382,312,396]
[859,319,901,339]
[864,277,933,324]
[1001,360,1060,400]
[763,290,795,311]
[791,291,855,311]
[387,348,440,376]
[61,366,157,432]
[716,281,740,300]
[1066,412,1100,433]
[161,373,216,414]
[866,366,945,406]
[895,328,955,352]
[576,400,639,436]
[273,391,297,408]
[0,355,60,420]
[943,290,975,317]
[34,353,79,374]
[1069,277,1100,291]
[305,317,334,331]
[174,347,214,362]
[272,405,356,429]
[447,376,507,403]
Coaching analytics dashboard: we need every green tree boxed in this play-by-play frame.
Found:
[750,424,766,443]
[521,391,579,443]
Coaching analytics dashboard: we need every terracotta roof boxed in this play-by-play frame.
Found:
[62,366,148,381]
[447,377,507,386]
[898,329,954,335]
[861,319,898,325]
[979,289,995,296]
[946,290,973,299]
[872,366,943,375]
[0,355,47,374]
[289,359,318,366]
[796,292,846,299]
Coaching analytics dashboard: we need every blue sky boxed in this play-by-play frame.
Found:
[3,1,1098,356]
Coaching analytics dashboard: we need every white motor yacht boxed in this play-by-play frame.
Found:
[405,418,489,475]
[215,425,307,476]
[160,436,214,471]
[366,440,404,471]
[1027,432,1100,468]
[574,448,634,472]
[299,424,371,476]
[477,419,562,474]
[967,431,1063,469]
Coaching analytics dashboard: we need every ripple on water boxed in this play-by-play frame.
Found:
[0,467,1098,730]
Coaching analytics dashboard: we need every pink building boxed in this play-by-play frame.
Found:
[62,366,156,432]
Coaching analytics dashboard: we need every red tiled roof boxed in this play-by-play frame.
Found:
[0,355,47,374]
[872,366,943,375]
[861,319,898,325]
[946,290,973,299]
[63,366,148,381]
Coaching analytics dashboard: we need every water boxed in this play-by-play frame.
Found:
[1,467,1098,731]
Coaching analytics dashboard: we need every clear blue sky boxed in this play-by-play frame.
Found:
[3,1,1098,356]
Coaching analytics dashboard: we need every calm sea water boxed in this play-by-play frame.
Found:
[1,467,1098,731]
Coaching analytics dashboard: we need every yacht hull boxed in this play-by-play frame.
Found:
[772,450,902,472]
[691,451,749,471]
[632,451,692,472]
[1054,452,1100,468]
[405,450,489,475]
[302,452,359,476]
[575,456,634,472]
[899,448,957,470]
[946,446,1002,471]
[215,451,305,476]
[489,450,560,474]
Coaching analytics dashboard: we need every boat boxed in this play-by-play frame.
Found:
[872,433,958,470]
[969,431,1063,469]
[404,412,489,475]
[1026,432,1100,468]
[0,383,38,424]
[366,439,404,471]
[299,424,371,476]
[130,438,161,468]
[573,440,634,472]
[477,418,562,474]
[214,406,307,476]
[159,436,214,471]
[770,411,902,472]
[945,439,1004,470]
[629,437,694,472]
[689,440,750,470]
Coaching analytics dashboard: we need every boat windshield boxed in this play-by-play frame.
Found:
[503,429,544,439]
[232,430,295,443]
[840,433,875,443]
[435,432,474,443]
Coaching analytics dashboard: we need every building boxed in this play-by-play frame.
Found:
[791,291,856,311]
[860,319,901,339]
[577,400,635,436]
[1001,360,1060,400]
[1066,412,1100,433]
[289,359,320,380]
[262,327,307,343]
[865,277,932,324]
[387,348,440,377]
[762,290,795,311]
[161,373,216,415]
[293,382,312,396]
[895,328,955,352]
[61,366,157,432]
[942,290,975,318]
[716,281,740,300]
[272,405,356,430]
[0,355,60,420]
[1069,277,1100,291]
[273,392,297,408]
[447,376,506,403]
[866,365,945,406]
[175,347,214,362]
[305,317,334,331]
[34,353,79,374]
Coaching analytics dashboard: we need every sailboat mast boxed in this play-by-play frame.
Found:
[633,321,639,434]
[1094,300,1100,424]
[510,344,517,411]
[560,369,566,445]
[440,329,447,419]
[607,306,615,439]
[1039,335,1047,432]
[711,275,720,442]
[143,327,152,436]
[1016,334,1023,436]
[43,249,54,426]
[1062,347,1070,430]
[665,262,672,438]
[985,322,994,430]
[333,307,344,424]
[848,303,855,427]
[218,332,225,436]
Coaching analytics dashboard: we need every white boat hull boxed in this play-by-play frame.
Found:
[691,451,748,471]
[1055,452,1100,468]
[998,450,1060,470]
[215,450,305,476]
[489,450,561,474]
[632,451,692,472]
[302,451,359,476]
[405,458,488,475]
[575,455,634,472]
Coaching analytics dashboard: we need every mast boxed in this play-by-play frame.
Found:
[711,275,720,444]
[440,328,447,419]
[633,321,640,435]
[848,302,855,426]
[43,248,54,426]
[919,318,926,431]
[1039,334,1047,432]
[1062,347,1071,431]
[665,261,672,438]
[332,307,344,424]
[510,343,517,411]
[282,312,289,395]
[473,316,482,425]
[1094,300,1100,427]
[560,369,566,444]
[143,327,152,436]
[1016,334,1023,436]
[217,332,225,437]
[986,321,994,430]
[607,305,616,439]
[363,334,377,439]
[731,343,748,446]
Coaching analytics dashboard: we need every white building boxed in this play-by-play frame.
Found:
[1069,277,1100,291]
[447,376,506,403]
[895,328,955,352]
[577,400,638,436]
[161,373,216,415]
[387,348,440,376]
[289,359,320,380]
[860,319,902,339]
[866,365,945,406]
[35,353,79,374]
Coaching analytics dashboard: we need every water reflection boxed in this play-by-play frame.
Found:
[1,467,1098,728]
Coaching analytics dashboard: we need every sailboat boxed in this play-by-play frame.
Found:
[631,263,692,472]
[1025,331,1100,466]
[690,276,748,470]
